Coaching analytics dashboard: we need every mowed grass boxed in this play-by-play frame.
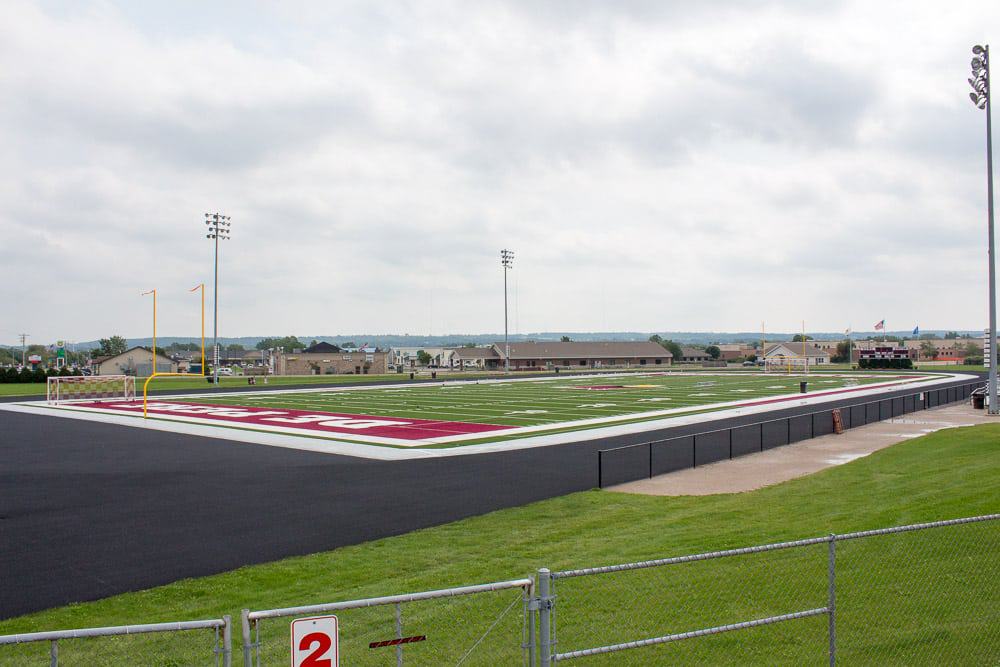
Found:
[186,371,927,430]
[0,424,996,664]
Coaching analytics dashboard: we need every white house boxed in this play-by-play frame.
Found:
[763,343,831,366]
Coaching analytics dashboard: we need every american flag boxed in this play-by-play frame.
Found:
[874,319,885,331]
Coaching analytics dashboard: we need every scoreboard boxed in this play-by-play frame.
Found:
[858,346,909,361]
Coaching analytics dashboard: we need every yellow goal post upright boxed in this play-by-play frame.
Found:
[141,284,206,418]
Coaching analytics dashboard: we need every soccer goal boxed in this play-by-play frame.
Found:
[764,357,810,374]
[47,375,136,405]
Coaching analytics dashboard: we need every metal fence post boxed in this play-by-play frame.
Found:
[597,450,603,488]
[240,609,253,667]
[828,534,836,666]
[222,614,232,667]
[538,568,553,667]
[526,585,536,667]
[49,639,57,667]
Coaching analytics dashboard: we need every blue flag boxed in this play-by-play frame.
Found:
[913,326,920,336]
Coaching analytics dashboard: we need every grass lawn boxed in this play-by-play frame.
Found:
[0,372,501,398]
[0,423,996,664]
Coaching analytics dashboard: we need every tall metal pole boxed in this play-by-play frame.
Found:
[970,45,996,413]
[205,213,231,385]
[501,249,514,374]
[213,226,219,384]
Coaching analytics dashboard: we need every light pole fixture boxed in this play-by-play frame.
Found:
[205,212,231,385]
[501,249,514,374]
[969,45,996,413]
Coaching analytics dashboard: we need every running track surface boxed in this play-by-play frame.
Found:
[0,377,978,619]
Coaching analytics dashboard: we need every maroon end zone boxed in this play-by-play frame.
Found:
[69,400,513,441]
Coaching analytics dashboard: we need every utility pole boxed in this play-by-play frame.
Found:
[205,213,231,385]
[18,333,27,366]
[969,45,996,413]
[501,249,514,374]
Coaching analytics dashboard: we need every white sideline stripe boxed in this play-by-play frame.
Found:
[0,373,974,460]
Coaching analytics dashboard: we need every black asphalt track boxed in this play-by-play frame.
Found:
[0,375,980,619]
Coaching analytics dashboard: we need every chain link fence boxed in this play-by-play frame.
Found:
[243,578,533,666]
[0,616,231,666]
[539,514,999,665]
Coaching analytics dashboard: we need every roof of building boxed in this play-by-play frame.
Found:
[764,343,830,358]
[680,347,710,358]
[494,341,672,359]
[95,346,175,364]
[303,341,341,353]
[451,347,500,359]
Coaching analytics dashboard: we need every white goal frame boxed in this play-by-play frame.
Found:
[763,356,810,374]
[47,375,136,405]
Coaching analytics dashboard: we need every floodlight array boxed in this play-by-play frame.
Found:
[205,212,232,240]
[969,45,990,110]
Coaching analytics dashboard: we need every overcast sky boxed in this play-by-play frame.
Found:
[1,1,996,344]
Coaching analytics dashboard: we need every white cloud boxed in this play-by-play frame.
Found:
[0,0,995,344]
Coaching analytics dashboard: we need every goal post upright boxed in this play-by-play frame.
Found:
[141,283,207,418]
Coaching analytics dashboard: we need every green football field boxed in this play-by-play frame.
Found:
[177,370,929,430]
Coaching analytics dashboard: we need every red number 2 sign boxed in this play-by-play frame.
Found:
[291,616,339,667]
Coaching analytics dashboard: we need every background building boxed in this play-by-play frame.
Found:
[91,347,178,376]
[276,341,389,375]
[493,341,672,370]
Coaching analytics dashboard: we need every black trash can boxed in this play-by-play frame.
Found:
[409,372,415,380]
[431,371,437,379]
[972,389,985,410]
[799,381,808,393]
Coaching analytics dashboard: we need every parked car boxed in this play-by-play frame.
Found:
[215,367,234,376]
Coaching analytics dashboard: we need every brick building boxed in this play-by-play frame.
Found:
[275,341,390,375]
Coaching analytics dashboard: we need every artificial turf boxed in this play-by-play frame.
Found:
[0,422,995,665]
[182,371,930,429]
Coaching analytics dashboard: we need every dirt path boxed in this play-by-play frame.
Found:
[608,403,997,496]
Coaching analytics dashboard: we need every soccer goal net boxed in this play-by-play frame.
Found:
[764,357,810,374]
[47,375,136,404]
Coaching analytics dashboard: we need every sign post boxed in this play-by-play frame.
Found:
[291,615,338,667]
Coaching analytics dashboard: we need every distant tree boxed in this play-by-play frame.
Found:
[560,335,572,342]
[462,342,476,348]
[309,340,318,348]
[226,343,246,355]
[791,334,813,342]
[416,350,433,365]
[964,341,982,357]
[168,342,200,352]
[945,331,959,339]
[650,336,683,361]
[919,340,938,360]
[340,341,358,350]
[833,340,852,363]
[705,345,721,359]
[256,336,306,351]
[919,333,940,340]
[96,336,128,357]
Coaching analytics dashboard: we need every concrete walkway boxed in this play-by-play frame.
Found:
[608,403,998,496]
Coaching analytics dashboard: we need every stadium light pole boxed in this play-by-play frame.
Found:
[501,249,514,374]
[969,45,997,413]
[205,212,231,385]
